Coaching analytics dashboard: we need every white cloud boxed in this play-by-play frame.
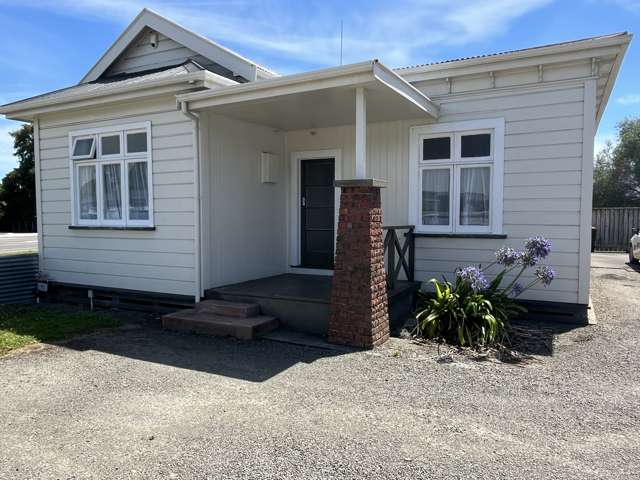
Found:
[15,0,552,71]
[617,94,640,105]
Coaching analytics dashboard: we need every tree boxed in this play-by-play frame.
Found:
[593,118,640,208]
[0,124,35,231]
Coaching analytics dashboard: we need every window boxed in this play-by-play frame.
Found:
[410,119,504,234]
[69,122,152,227]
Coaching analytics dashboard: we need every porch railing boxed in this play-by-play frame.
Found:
[382,225,415,289]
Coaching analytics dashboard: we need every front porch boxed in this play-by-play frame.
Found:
[205,273,419,337]
[178,60,438,347]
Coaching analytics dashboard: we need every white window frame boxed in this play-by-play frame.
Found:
[97,131,123,159]
[70,135,96,160]
[69,121,153,228]
[409,118,504,235]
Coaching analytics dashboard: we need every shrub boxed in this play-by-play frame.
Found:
[414,236,555,348]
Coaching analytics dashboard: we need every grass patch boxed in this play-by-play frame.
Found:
[0,306,121,355]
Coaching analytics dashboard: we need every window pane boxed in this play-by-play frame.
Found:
[101,135,120,156]
[78,165,97,220]
[460,167,490,226]
[128,162,149,220]
[422,137,450,160]
[421,169,450,225]
[102,164,122,220]
[461,133,491,158]
[126,132,148,154]
[73,137,94,158]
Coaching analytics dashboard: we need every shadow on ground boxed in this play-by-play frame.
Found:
[506,318,584,357]
[58,314,351,382]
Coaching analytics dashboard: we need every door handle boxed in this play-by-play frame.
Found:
[301,197,306,207]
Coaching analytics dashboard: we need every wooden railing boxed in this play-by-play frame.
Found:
[382,225,415,289]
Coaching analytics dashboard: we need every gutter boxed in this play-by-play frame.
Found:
[177,99,203,303]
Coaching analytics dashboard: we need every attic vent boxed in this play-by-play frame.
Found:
[149,31,159,48]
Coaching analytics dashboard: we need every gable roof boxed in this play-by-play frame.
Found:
[80,8,277,84]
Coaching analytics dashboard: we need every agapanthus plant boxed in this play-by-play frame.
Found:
[415,235,556,348]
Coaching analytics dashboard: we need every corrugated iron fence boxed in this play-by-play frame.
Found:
[0,253,38,304]
[592,207,640,252]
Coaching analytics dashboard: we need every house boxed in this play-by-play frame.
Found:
[0,9,631,347]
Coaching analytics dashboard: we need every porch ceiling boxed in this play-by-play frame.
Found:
[176,60,439,130]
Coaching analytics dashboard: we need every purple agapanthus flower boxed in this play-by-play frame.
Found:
[519,251,538,267]
[525,236,552,259]
[535,265,555,286]
[511,282,524,296]
[495,246,522,267]
[457,266,489,292]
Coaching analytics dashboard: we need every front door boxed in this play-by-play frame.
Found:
[300,158,335,269]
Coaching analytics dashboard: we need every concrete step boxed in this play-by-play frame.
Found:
[194,299,260,318]
[162,308,279,340]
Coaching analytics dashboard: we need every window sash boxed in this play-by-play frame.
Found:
[75,163,99,225]
[100,161,125,226]
[419,166,453,233]
[71,135,96,160]
[454,164,492,233]
[98,132,123,158]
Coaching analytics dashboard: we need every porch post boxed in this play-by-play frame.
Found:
[355,87,366,179]
[328,87,390,349]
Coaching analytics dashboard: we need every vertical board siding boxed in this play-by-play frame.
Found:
[37,97,196,296]
[593,207,640,251]
[0,254,38,304]
[204,113,287,288]
[286,81,586,304]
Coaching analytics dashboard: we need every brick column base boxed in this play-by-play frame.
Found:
[328,179,389,348]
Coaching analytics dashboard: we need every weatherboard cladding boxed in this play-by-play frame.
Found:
[104,29,247,83]
[37,96,197,296]
[285,75,588,304]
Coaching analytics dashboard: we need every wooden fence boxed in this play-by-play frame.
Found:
[592,207,640,252]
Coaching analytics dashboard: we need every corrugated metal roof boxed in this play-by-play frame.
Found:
[395,33,628,71]
[1,60,204,109]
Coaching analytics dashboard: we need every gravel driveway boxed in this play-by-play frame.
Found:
[1,253,639,479]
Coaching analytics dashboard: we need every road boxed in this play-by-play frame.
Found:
[0,233,37,255]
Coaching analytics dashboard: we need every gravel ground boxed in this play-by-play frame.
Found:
[1,253,639,479]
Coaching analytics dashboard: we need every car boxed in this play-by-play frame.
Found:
[630,227,640,265]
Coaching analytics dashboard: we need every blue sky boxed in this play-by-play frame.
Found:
[0,0,639,177]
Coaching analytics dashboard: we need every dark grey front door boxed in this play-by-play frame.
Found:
[301,158,335,269]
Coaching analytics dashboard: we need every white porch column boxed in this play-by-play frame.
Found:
[355,87,366,179]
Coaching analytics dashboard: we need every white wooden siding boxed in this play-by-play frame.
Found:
[202,113,287,289]
[286,79,589,304]
[37,96,196,296]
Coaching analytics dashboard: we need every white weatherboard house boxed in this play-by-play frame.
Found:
[0,9,631,345]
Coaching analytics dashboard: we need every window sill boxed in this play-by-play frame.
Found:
[414,232,507,239]
[68,225,155,231]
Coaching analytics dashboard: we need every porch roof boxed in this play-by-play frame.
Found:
[176,60,439,130]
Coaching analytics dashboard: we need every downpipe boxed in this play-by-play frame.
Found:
[177,100,202,303]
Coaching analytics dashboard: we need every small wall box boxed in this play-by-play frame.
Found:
[261,152,277,184]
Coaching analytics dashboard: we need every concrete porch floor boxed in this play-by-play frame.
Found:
[205,274,419,336]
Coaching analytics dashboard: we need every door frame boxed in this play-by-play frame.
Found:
[289,149,342,273]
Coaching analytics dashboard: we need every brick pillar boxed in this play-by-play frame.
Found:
[328,179,389,348]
